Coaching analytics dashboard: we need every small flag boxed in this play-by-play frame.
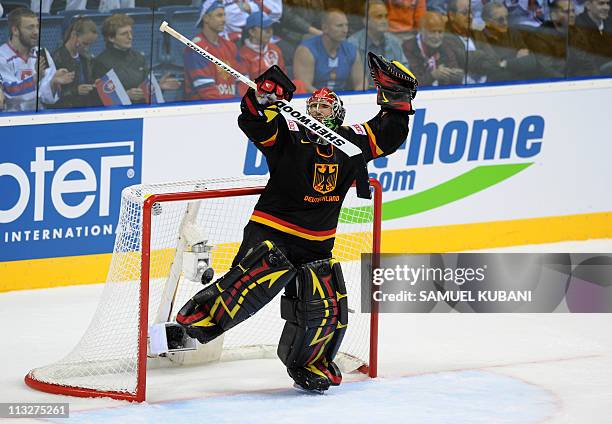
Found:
[95,69,131,106]
[140,73,165,104]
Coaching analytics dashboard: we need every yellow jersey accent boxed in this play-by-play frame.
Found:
[249,215,335,241]
[264,107,278,122]
[364,122,384,157]
[381,91,390,103]
[259,128,278,146]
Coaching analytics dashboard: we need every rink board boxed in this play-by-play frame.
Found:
[1,79,612,291]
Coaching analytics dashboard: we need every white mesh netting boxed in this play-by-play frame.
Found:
[27,177,377,398]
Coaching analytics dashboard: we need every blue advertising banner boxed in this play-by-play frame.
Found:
[0,120,143,261]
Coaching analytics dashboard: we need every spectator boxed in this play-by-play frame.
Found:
[51,18,100,109]
[0,3,3,18]
[93,14,179,104]
[222,1,284,41]
[385,0,427,41]
[277,0,325,68]
[0,8,73,112]
[251,0,283,22]
[473,2,538,81]
[505,0,545,28]
[403,11,464,85]
[445,0,497,83]
[31,0,135,15]
[30,0,51,14]
[426,0,447,13]
[240,11,286,78]
[575,0,612,72]
[348,0,409,89]
[184,0,244,100]
[293,9,364,92]
[326,0,367,33]
[224,0,254,42]
[97,0,136,13]
[524,0,598,77]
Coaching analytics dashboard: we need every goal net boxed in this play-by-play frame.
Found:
[25,177,381,401]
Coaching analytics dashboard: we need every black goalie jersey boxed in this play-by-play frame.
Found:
[237,104,410,250]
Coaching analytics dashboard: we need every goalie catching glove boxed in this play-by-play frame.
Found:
[368,52,418,114]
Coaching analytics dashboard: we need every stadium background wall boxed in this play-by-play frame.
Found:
[1,79,611,292]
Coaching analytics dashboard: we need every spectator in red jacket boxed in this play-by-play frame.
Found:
[240,11,286,78]
[184,0,245,100]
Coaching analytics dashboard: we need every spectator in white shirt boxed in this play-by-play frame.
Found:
[0,8,73,112]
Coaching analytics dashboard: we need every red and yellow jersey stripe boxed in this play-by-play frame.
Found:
[363,122,384,158]
[250,210,336,241]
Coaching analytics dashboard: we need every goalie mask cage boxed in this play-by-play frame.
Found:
[25,177,381,402]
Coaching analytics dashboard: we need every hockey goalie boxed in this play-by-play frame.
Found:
[175,52,417,392]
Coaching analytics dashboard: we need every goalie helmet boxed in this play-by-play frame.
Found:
[305,88,346,144]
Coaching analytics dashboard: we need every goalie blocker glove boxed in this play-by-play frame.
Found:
[256,65,296,102]
[241,65,296,118]
[368,52,418,114]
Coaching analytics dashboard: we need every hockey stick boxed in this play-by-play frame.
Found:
[159,21,363,157]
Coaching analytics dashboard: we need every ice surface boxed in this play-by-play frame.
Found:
[55,372,556,424]
[1,240,611,423]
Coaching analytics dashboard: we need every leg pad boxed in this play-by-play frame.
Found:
[177,241,296,343]
[278,259,348,390]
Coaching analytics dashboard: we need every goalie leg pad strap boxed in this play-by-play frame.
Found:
[177,241,297,344]
[277,259,348,368]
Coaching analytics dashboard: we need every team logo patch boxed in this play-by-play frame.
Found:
[287,120,299,131]
[350,124,366,135]
[313,163,338,194]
